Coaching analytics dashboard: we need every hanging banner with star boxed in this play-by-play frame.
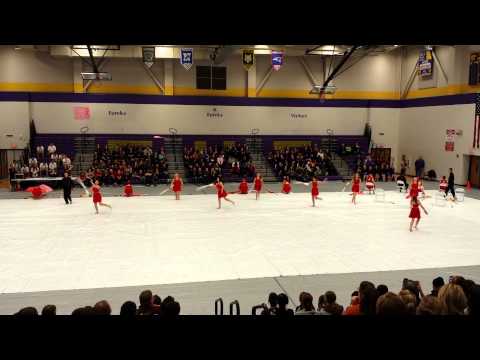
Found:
[242,49,254,71]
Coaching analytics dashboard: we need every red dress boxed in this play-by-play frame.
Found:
[282,181,291,194]
[239,181,249,194]
[172,179,182,192]
[124,184,133,197]
[311,180,319,197]
[254,178,262,192]
[216,183,228,198]
[409,203,421,219]
[32,187,43,199]
[92,185,102,203]
[410,183,419,198]
[352,178,360,193]
[366,175,375,190]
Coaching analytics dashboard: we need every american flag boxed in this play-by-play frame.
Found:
[74,106,90,120]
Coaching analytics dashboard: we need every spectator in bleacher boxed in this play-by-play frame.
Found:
[120,301,137,316]
[22,164,30,178]
[295,292,317,315]
[376,284,389,297]
[276,293,294,316]
[343,291,361,315]
[161,300,181,318]
[48,161,57,176]
[438,283,468,315]
[359,281,379,315]
[14,307,39,316]
[39,162,48,177]
[321,291,344,315]
[36,145,44,160]
[261,292,279,315]
[47,143,56,157]
[137,289,161,316]
[31,165,39,178]
[416,295,444,315]
[41,305,56,316]
[452,276,480,315]
[28,156,38,168]
[398,289,417,315]
[376,292,407,316]
[94,300,112,315]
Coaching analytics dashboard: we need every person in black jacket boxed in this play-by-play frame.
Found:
[445,168,456,200]
[62,172,73,204]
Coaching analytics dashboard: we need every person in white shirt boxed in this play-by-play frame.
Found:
[48,161,57,176]
[39,162,48,177]
[36,145,44,160]
[48,143,56,156]
[31,167,39,178]
[22,165,30,177]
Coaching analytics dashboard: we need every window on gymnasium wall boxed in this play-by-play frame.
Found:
[196,66,226,90]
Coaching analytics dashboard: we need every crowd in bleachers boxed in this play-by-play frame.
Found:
[255,275,480,316]
[183,142,254,183]
[354,154,396,181]
[12,274,479,316]
[13,289,181,317]
[267,145,338,181]
[8,143,73,187]
[88,144,169,186]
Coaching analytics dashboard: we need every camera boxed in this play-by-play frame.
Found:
[402,278,419,291]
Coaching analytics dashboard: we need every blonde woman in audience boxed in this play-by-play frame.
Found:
[437,283,468,315]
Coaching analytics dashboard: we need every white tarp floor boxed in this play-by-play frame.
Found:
[0,190,478,294]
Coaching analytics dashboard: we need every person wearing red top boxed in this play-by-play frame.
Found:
[212,177,235,209]
[281,176,291,194]
[351,173,361,205]
[417,179,426,198]
[238,178,249,194]
[91,180,112,214]
[253,174,263,200]
[409,196,428,232]
[31,186,44,199]
[365,173,375,194]
[170,173,183,200]
[124,181,134,197]
[407,177,419,199]
[439,176,448,192]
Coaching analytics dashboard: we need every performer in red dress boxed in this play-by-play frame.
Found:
[365,173,375,194]
[409,196,428,232]
[91,180,112,214]
[351,173,361,205]
[311,176,321,207]
[123,181,140,197]
[281,176,292,194]
[238,178,249,194]
[253,174,263,200]
[213,177,235,209]
[417,179,426,198]
[170,173,183,200]
[407,177,419,199]
[439,176,448,192]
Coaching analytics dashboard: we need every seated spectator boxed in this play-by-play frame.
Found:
[359,281,379,315]
[161,300,181,318]
[416,295,444,315]
[14,307,39,316]
[376,292,407,316]
[343,291,361,315]
[137,290,161,316]
[438,283,468,315]
[120,301,137,316]
[153,295,162,306]
[398,289,417,314]
[452,276,480,316]
[321,291,344,315]
[261,292,278,315]
[317,294,326,313]
[94,300,112,315]
[377,284,389,297]
[47,143,57,156]
[41,305,56,316]
[277,293,294,317]
[71,306,96,316]
[295,292,317,315]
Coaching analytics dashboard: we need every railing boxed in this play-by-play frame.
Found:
[169,128,178,168]
[251,304,269,315]
[229,300,240,315]
[215,298,224,315]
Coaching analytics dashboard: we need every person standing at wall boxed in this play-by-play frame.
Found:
[445,168,456,201]
[62,172,73,205]
[415,156,425,179]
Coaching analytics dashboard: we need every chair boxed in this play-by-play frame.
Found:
[455,188,465,202]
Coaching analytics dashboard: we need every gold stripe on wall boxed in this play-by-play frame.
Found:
[0,82,74,92]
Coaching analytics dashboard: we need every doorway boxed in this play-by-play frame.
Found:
[468,155,480,188]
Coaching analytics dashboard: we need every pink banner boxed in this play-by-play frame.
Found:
[74,106,90,120]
